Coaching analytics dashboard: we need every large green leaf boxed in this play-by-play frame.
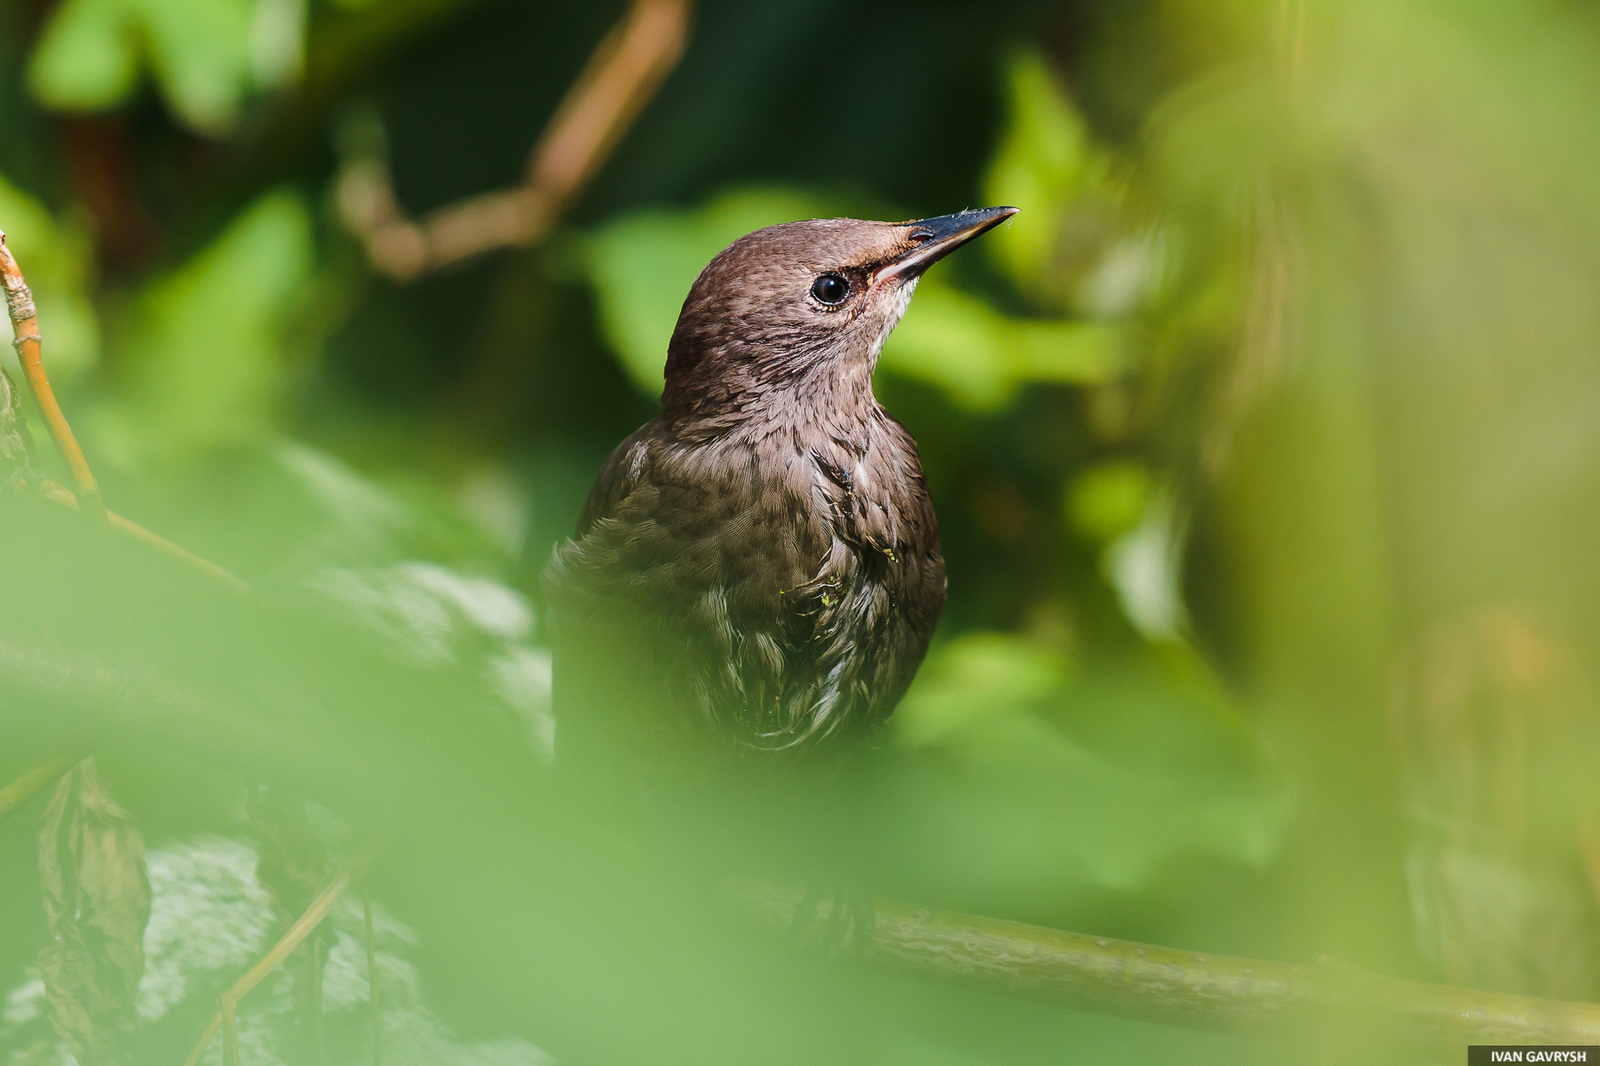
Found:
[884,632,1291,902]
[110,189,312,451]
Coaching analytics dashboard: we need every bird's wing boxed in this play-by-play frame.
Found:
[575,424,655,535]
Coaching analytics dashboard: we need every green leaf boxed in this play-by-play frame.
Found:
[893,631,1070,748]
[888,633,1291,897]
[883,278,1123,410]
[981,47,1161,319]
[1066,461,1153,542]
[24,0,139,112]
[114,189,312,449]
[28,0,281,135]
[982,48,1093,295]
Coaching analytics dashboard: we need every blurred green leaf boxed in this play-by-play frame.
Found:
[1104,491,1187,642]
[27,0,281,134]
[893,631,1070,748]
[982,48,1094,297]
[883,279,1122,411]
[110,189,312,452]
[1066,461,1153,542]
[982,48,1161,320]
[888,632,1290,898]
[23,0,138,113]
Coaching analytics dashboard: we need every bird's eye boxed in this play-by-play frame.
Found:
[810,274,850,305]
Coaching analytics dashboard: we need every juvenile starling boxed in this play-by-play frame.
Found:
[543,207,1016,761]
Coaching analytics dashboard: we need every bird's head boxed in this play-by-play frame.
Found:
[660,207,1017,423]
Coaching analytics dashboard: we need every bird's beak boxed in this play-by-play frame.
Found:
[873,206,1019,286]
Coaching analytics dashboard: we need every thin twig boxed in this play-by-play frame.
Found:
[0,228,251,593]
[0,755,76,827]
[731,880,1600,1049]
[184,840,382,1066]
[40,479,252,594]
[339,0,690,281]
[0,231,104,521]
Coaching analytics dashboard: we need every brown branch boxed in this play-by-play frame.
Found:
[0,231,104,521]
[184,840,382,1066]
[731,880,1600,1050]
[338,0,691,281]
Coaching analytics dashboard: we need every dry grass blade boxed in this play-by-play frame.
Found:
[0,755,75,827]
[183,840,382,1066]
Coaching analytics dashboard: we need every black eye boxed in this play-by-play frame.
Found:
[810,274,850,305]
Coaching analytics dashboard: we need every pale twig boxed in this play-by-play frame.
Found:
[339,0,690,281]
[184,840,382,1066]
[0,232,103,521]
[731,880,1600,1048]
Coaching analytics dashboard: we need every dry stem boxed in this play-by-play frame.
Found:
[733,880,1600,1050]
[184,840,382,1066]
[339,0,690,281]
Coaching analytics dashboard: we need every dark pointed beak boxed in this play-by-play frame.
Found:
[873,206,1019,285]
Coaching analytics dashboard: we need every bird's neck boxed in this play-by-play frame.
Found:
[662,348,882,445]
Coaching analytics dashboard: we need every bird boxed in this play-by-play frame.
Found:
[542,207,1017,782]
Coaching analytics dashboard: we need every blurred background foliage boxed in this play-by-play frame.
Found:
[2,0,1600,1062]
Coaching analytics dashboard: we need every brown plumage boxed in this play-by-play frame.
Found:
[543,207,1016,757]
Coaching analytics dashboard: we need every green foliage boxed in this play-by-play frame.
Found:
[12,0,1600,1059]
[982,47,1153,319]
[890,632,1289,899]
[881,281,1121,411]
[1066,460,1152,543]
[108,190,313,453]
[982,49,1097,303]
[26,0,295,134]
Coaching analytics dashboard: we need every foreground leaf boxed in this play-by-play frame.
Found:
[37,758,152,1066]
